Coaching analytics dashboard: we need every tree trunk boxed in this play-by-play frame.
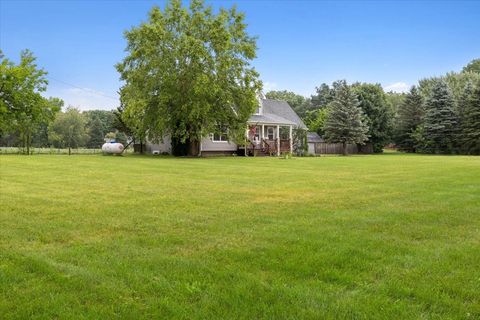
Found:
[68,146,71,155]
[188,139,200,157]
[26,129,31,155]
[342,141,347,156]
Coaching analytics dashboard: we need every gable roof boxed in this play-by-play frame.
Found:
[248,99,307,129]
[307,132,324,143]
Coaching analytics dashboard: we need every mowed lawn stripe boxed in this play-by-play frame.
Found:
[0,154,479,319]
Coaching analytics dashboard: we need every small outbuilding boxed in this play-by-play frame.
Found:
[307,132,323,155]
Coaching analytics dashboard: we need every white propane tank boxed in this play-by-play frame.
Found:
[102,142,124,154]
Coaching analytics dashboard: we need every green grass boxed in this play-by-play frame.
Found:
[1,154,479,319]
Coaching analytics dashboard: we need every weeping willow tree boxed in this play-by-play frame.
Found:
[116,0,262,156]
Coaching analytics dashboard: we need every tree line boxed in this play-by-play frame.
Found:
[266,59,480,155]
[2,0,479,156]
[0,50,128,154]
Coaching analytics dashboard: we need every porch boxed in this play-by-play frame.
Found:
[246,124,293,156]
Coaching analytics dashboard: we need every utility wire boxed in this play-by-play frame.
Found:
[46,76,119,101]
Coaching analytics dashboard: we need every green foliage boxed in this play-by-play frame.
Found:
[323,81,369,155]
[48,107,89,152]
[311,83,335,109]
[352,83,393,153]
[292,127,307,155]
[87,116,105,148]
[422,80,458,154]
[104,130,128,145]
[459,82,480,154]
[84,110,116,134]
[116,0,262,155]
[385,91,406,116]
[462,58,480,74]
[394,86,424,152]
[0,50,60,154]
[304,108,328,136]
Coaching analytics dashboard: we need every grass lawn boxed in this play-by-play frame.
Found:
[1,154,479,319]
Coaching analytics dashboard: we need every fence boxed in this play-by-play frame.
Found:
[313,143,373,155]
[0,147,133,155]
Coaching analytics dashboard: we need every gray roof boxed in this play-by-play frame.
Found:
[307,132,324,143]
[248,99,308,129]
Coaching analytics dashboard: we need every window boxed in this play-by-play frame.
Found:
[212,130,228,142]
[267,127,275,140]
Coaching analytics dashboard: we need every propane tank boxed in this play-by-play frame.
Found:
[102,142,124,154]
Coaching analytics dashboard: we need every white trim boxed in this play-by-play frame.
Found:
[210,131,228,143]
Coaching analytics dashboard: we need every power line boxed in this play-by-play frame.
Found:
[46,76,119,101]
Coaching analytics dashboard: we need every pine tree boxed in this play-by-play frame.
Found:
[323,81,369,155]
[460,83,480,154]
[395,86,424,152]
[87,116,105,148]
[422,80,458,154]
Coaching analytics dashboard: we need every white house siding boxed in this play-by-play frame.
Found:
[308,142,316,155]
[146,135,172,154]
[201,137,238,153]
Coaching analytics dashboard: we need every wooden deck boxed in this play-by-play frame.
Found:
[246,139,291,156]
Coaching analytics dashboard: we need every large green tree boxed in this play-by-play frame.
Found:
[394,86,424,152]
[49,107,89,154]
[117,0,262,156]
[0,50,60,154]
[459,82,480,154]
[462,59,480,74]
[323,81,369,155]
[422,80,458,154]
[86,116,105,148]
[352,83,394,152]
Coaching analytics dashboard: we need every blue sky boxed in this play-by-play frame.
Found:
[1,0,479,110]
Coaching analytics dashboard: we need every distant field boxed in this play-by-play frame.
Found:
[1,154,479,319]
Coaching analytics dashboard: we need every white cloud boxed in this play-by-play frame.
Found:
[44,87,119,111]
[263,81,277,92]
[384,82,409,93]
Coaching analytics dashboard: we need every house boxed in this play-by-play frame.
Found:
[146,96,307,156]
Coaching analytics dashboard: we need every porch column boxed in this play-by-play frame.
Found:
[289,125,293,154]
[261,124,264,141]
[276,125,280,156]
[245,126,249,157]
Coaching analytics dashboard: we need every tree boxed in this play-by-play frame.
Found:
[304,108,328,136]
[323,81,369,155]
[49,107,89,154]
[0,50,59,154]
[87,116,105,148]
[116,0,262,156]
[422,80,458,154]
[394,86,424,152]
[311,83,335,110]
[352,83,394,153]
[459,82,480,154]
[32,97,64,147]
[385,91,406,116]
[462,59,480,74]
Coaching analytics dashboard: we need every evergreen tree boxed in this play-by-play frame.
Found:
[460,83,480,154]
[353,83,394,153]
[87,116,105,148]
[323,81,369,155]
[422,80,458,154]
[395,86,424,152]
